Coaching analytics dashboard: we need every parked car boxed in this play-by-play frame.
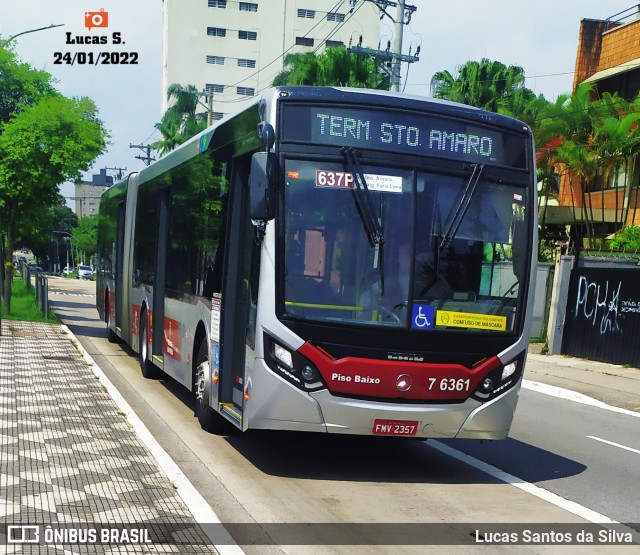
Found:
[63,266,76,276]
[77,265,94,279]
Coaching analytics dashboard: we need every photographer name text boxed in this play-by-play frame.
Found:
[476,528,635,545]
[54,31,138,65]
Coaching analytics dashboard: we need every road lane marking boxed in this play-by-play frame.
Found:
[523,379,640,419]
[587,435,640,456]
[430,441,640,544]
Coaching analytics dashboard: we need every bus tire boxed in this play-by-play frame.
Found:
[139,310,160,379]
[194,341,234,435]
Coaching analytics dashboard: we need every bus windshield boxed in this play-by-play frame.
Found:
[282,158,529,334]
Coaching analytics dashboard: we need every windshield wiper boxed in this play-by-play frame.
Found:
[342,147,385,293]
[439,163,484,251]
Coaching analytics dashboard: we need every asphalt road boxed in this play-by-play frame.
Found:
[439,387,640,524]
[46,276,640,552]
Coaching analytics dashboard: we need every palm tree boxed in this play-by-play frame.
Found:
[536,84,640,247]
[430,58,536,114]
[154,84,208,155]
[272,46,389,89]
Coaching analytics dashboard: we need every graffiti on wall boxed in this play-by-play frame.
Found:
[565,266,640,366]
[574,276,622,335]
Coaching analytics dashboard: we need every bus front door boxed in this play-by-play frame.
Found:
[218,155,260,428]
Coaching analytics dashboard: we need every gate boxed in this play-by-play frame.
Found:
[562,258,640,366]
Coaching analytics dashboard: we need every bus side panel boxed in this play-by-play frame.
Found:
[161,297,211,391]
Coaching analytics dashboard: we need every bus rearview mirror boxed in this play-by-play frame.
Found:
[249,152,276,221]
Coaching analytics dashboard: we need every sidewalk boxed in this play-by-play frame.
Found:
[1,321,637,552]
[0,320,222,553]
[525,344,640,414]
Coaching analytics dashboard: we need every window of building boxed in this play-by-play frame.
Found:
[327,12,345,22]
[325,40,343,48]
[238,58,256,68]
[297,9,315,18]
[207,27,226,37]
[238,30,258,40]
[208,0,227,7]
[237,86,255,96]
[296,37,314,47]
[239,2,258,11]
[206,55,225,65]
[206,83,225,94]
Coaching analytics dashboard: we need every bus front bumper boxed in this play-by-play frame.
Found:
[310,380,521,440]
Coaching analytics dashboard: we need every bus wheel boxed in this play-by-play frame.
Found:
[194,341,234,435]
[139,310,160,379]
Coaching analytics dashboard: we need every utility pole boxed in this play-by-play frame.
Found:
[390,1,405,92]
[105,167,127,181]
[129,144,155,166]
[347,1,418,92]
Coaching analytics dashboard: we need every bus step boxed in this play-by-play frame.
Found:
[220,403,242,426]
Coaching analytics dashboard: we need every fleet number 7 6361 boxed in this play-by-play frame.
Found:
[429,378,471,392]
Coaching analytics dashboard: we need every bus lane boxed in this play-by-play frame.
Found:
[45,278,638,553]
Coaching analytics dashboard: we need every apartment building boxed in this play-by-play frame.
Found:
[161,0,381,117]
[73,169,113,218]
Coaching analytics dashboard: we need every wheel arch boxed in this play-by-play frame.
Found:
[192,320,208,378]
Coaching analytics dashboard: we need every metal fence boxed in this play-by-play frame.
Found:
[19,262,49,317]
[562,258,640,366]
[35,273,49,318]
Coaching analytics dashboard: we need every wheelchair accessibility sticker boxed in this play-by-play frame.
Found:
[411,304,435,330]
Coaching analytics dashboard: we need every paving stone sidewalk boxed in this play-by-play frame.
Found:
[0,321,220,554]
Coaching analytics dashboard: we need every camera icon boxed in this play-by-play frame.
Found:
[85,9,109,30]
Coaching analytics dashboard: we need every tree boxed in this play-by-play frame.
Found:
[535,84,640,247]
[272,46,390,89]
[430,58,537,114]
[0,92,107,309]
[14,198,74,265]
[154,84,208,155]
[72,216,98,264]
[0,46,55,125]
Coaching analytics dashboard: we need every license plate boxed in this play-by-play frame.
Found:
[372,419,419,436]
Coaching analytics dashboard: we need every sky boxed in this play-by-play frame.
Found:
[0,1,633,208]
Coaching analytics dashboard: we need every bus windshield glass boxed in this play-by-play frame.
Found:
[282,159,529,334]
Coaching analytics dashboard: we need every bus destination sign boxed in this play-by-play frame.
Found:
[313,108,502,164]
[283,106,528,168]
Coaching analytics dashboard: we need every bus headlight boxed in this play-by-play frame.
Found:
[471,356,523,402]
[274,343,293,368]
[264,334,326,392]
[501,361,517,381]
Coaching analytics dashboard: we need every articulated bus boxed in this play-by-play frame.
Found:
[97,86,537,439]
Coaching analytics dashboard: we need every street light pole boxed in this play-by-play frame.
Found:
[2,23,64,45]
[53,231,74,269]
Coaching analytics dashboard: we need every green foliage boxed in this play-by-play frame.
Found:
[536,85,640,247]
[0,46,56,124]
[154,84,208,155]
[430,58,537,115]
[272,46,390,89]
[0,45,107,310]
[0,94,107,250]
[72,216,98,258]
[609,225,640,251]
[0,277,57,322]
